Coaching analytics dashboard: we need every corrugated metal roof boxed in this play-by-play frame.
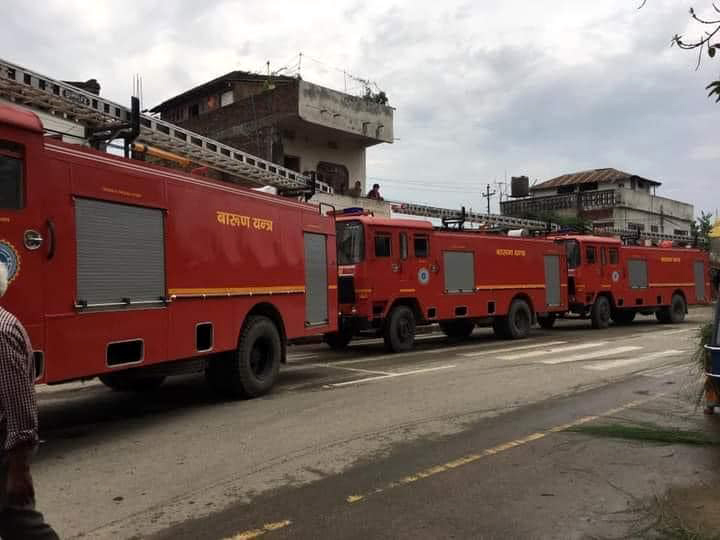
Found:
[530,168,661,191]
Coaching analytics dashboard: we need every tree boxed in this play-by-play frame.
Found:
[641,2,720,101]
[691,210,714,249]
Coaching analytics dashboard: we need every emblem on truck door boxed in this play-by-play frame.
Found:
[612,271,620,282]
[0,240,19,282]
[418,268,430,285]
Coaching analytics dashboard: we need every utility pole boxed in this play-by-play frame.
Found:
[482,184,496,215]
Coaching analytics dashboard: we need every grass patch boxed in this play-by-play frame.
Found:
[565,422,720,446]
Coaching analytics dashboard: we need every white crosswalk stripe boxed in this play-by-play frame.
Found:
[540,346,642,365]
[583,349,686,371]
[497,342,609,361]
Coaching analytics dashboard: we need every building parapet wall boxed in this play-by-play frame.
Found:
[500,189,616,216]
[298,81,393,145]
[615,188,693,222]
[311,192,392,217]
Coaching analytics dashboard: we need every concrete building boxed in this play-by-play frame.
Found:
[151,71,393,197]
[500,168,694,236]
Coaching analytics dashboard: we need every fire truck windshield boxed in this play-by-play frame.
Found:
[337,220,365,265]
[565,239,581,269]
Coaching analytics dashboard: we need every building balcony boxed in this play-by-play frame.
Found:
[501,189,617,217]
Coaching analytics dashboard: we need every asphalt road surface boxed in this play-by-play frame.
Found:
[32,308,712,539]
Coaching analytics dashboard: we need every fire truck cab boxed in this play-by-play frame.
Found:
[549,234,711,328]
[328,212,567,352]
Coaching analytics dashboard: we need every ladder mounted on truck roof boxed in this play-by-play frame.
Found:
[0,56,332,195]
[392,202,558,231]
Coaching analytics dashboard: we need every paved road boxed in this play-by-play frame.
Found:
[32,308,711,539]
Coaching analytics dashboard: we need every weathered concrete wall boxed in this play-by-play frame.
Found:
[615,188,694,222]
[298,81,393,145]
[283,137,366,192]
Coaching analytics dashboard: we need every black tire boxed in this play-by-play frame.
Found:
[500,299,532,340]
[324,331,353,350]
[383,305,416,352]
[209,316,282,399]
[657,294,686,324]
[537,314,557,329]
[590,296,611,329]
[439,319,475,340]
[99,372,166,392]
[611,310,636,325]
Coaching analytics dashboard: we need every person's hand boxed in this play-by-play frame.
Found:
[6,450,35,508]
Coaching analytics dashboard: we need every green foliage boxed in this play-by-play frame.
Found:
[691,211,713,250]
[693,320,713,372]
[363,89,389,105]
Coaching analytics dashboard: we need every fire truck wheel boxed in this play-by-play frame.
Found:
[439,319,475,340]
[537,314,556,329]
[611,310,636,325]
[228,316,282,398]
[324,331,353,350]
[503,299,532,339]
[657,294,686,324]
[99,373,166,392]
[384,305,416,352]
[590,296,611,329]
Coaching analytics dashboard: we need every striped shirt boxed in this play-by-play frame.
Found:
[0,307,38,452]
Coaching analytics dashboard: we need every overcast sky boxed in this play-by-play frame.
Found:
[2,0,718,217]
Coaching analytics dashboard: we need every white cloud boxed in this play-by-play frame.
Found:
[1,0,718,216]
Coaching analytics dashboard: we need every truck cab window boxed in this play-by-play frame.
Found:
[399,232,408,260]
[609,248,619,264]
[0,141,24,209]
[414,235,429,258]
[375,234,392,257]
[585,246,596,264]
[336,221,365,265]
[601,248,607,265]
[565,240,580,269]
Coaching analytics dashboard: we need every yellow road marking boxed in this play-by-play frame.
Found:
[345,395,661,504]
[224,520,292,540]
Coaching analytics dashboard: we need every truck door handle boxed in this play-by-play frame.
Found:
[23,230,43,251]
[46,220,56,260]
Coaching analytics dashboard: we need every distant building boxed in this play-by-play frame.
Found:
[500,168,694,236]
[151,71,394,196]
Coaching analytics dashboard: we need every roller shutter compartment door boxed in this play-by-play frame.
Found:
[443,251,475,293]
[544,255,561,306]
[627,260,648,289]
[304,233,328,325]
[694,261,706,302]
[75,198,166,308]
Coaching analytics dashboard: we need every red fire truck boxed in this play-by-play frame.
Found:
[0,105,337,397]
[326,212,568,352]
[540,235,711,329]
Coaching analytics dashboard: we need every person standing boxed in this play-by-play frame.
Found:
[348,180,362,198]
[367,183,384,200]
[0,263,59,539]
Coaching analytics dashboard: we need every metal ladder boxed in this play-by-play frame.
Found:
[0,56,332,193]
[392,202,557,231]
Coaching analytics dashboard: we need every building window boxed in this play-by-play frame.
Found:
[628,222,645,232]
[284,155,301,172]
[220,90,234,107]
[375,234,392,257]
[586,246,596,264]
[189,103,199,118]
[414,235,429,258]
[674,229,688,236]
[317,161,350,195]
[651,225,659,233]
